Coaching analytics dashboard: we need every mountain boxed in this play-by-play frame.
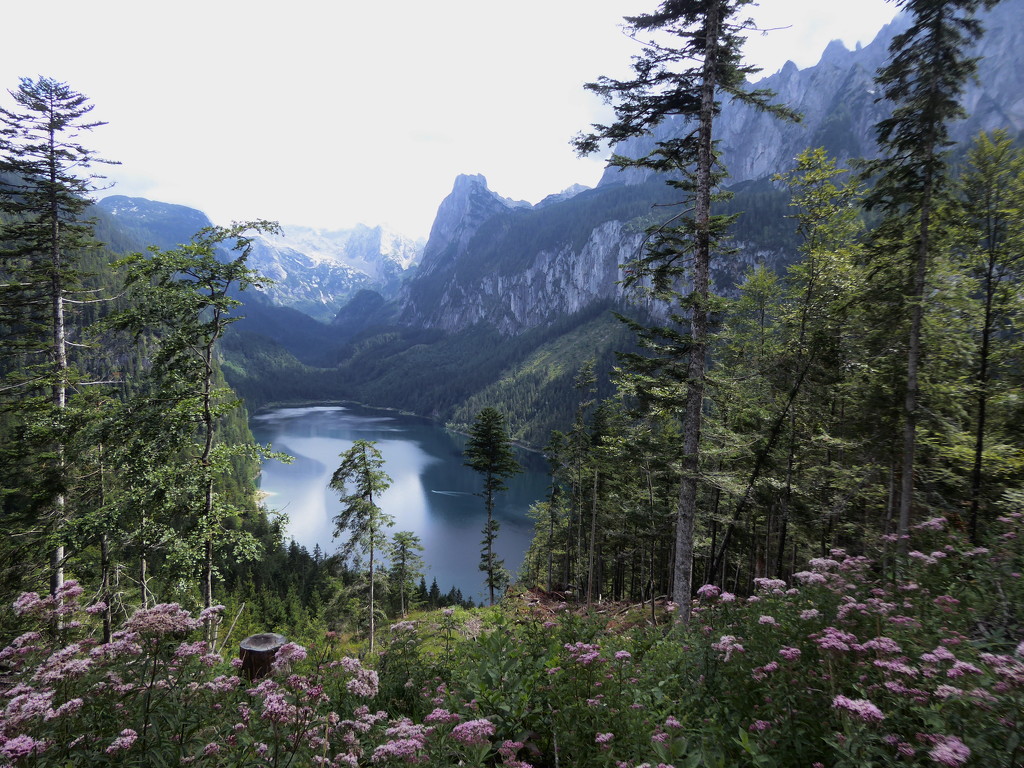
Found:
[97,196,425,323]
[247,225,423,322]
[600,0,1024,190]
[386,0,1024,343]
[96,1,1024,446]
[98,195,213,252]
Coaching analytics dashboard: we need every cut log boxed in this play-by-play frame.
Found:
[239,633,287,681]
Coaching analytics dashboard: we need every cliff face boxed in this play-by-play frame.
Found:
[405,217,643,335]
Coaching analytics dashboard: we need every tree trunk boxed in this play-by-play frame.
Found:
[586,471,598,607]
[672,1,721,624]
[969,253,995,543]
[49,141,67,601]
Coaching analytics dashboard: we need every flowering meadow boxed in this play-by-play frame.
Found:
[1,511,1021,767]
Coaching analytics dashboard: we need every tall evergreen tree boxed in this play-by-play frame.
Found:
[388,530,424,617]
[463,407,521,605]
[954,129,1024,541]
[330,439,393,653]
[864,0,999,544]
[574,0,795,622]
[0,77,116,597]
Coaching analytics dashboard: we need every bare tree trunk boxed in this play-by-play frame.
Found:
[969,252,996,543]
[586,471,598,608]
[672,2,721,624]
[49,175,67,602]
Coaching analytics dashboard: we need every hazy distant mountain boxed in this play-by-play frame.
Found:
[248,225,423,321]
[98,195,212,251]
[97,196,424,322]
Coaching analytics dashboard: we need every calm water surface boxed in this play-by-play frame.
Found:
[250,406,548,603]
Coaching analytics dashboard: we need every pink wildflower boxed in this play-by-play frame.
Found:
[861,636,902,654]
[44,698,84,721]
[758,615,777,626]
[272,642,308,672]
[753,577,787,594]
[106,729,138,754]
[832,695,884,722]
[126,603,200,635]
[696,584,721,599]
[424,708,461,724]
[808,557,840,571]
[564,642,603,666]
[927,735,970,766]
[198,604,226,624]
[596,732,614,745]
[711,635,745,662]
[748,720,771,732]
[451,718,495,746]
[371,738,424,763]
[947,660,982,678]
[2,734,49,760]
[778,646,801,661]
[814,627,859,652]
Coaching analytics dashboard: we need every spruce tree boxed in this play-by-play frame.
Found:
[330,439,393,652]
[574,0,795,621]
[463,407,521,605]
[0,77,116,597]
[864,0,999,544]
[112,222,278,616]
[954,129,1024,541]
[389,530,424,617]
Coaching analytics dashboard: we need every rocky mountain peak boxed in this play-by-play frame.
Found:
[418,174,531,276]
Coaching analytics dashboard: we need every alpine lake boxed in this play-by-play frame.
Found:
[249,405,550,604]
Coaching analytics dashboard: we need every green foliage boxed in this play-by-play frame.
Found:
[464,408,522,605]
[330,439,394,652]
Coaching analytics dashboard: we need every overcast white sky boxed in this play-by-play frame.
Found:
[1,1,897,239]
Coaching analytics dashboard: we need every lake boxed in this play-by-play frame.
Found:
[249,405,550,603]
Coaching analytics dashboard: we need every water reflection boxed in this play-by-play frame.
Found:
[250,405,548,603]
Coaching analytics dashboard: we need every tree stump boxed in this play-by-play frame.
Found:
[239,633,287,681]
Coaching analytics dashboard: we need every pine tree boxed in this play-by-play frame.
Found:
[864,0,999,544]
[330,439,393,652]
[0,77,116,597]
[954,129,1024,541]
[463,407,521,605]
[574,0,795,622]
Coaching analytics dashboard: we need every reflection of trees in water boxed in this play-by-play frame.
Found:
[251,407,547,596]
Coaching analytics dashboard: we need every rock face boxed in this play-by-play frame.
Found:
[406,213,643,335]
[395,0,1024,338]
[413,174,530,279]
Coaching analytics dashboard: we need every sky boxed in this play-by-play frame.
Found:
[1,1,898,240]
